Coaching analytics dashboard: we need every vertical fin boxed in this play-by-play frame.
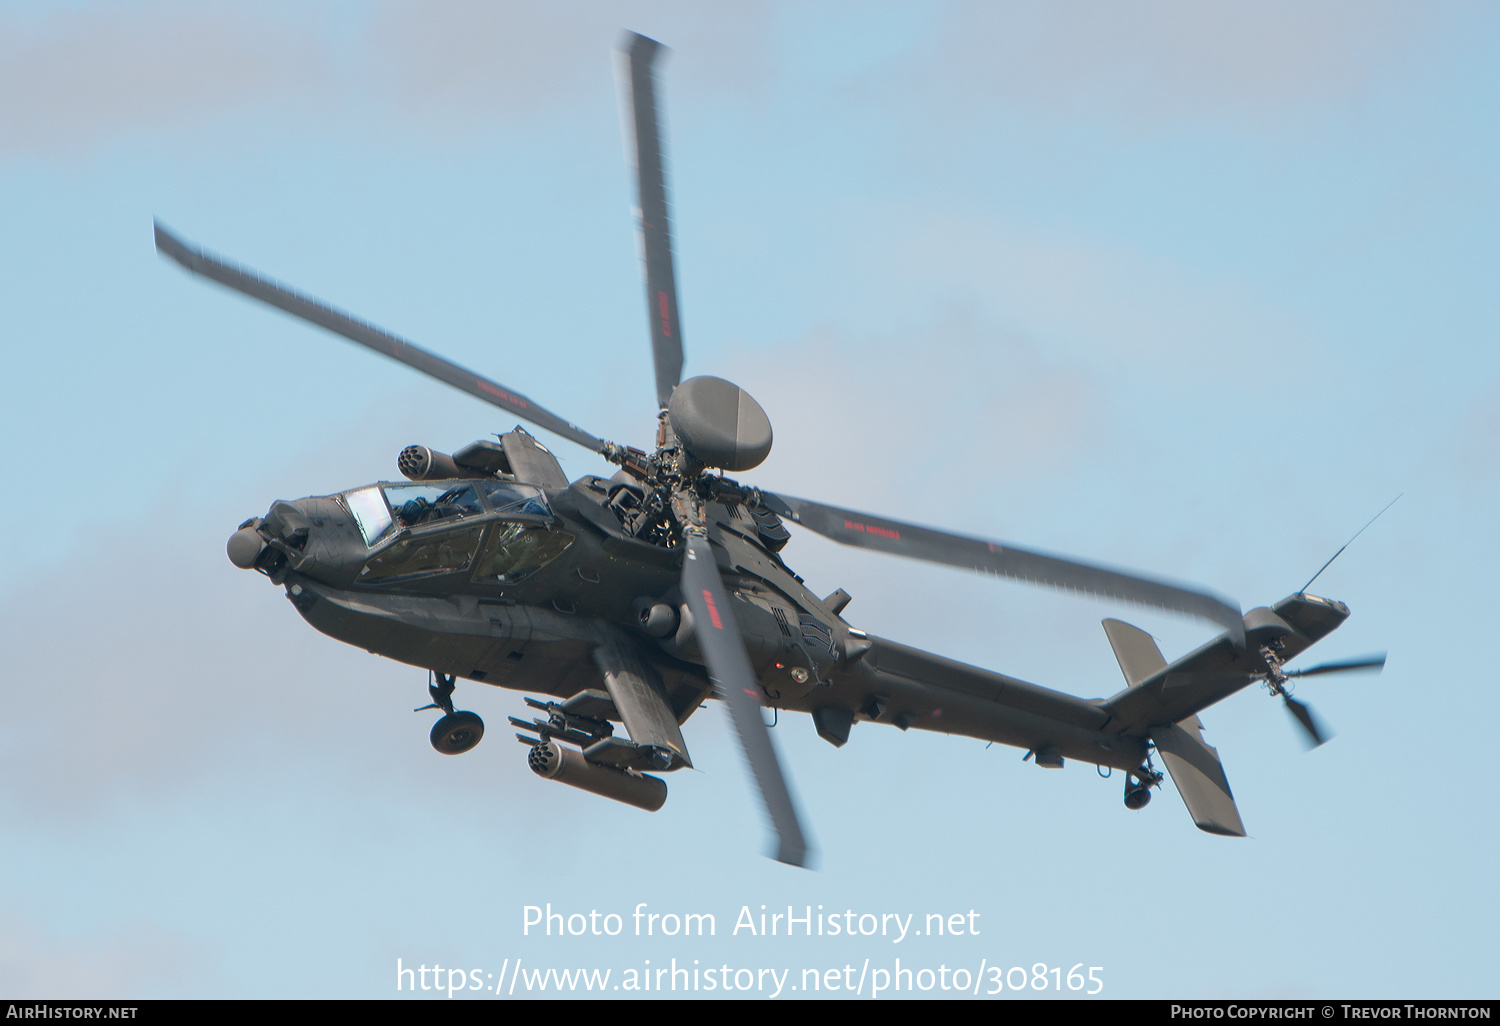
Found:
[1102,618,1167,687]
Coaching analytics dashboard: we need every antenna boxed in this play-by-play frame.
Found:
[1301,494,1402,594]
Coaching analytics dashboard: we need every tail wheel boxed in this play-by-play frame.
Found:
[431,710,485,755]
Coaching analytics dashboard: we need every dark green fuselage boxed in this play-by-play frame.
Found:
[242,470,1347,777]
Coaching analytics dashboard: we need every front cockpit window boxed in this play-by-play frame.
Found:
[359,525,485,582]
[344,487,393,546]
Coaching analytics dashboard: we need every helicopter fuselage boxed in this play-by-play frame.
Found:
[232,466,1347,780]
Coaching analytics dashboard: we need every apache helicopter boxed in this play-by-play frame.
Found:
[155,32,1383,866]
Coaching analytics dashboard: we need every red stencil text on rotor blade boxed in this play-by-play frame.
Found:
[681,535,809,867]
[769,491,1245,647]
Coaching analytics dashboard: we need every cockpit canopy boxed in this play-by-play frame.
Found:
[343,481,552,547]
[341,481,571,587]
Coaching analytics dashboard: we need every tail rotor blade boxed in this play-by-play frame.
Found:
[1285,653,1386,679]
[620,32,685,410]
[681,533,810,867]
[1283,695,1332,749]
[760,491,1245,647]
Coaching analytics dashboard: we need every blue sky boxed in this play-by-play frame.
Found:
[0,1,1496,999]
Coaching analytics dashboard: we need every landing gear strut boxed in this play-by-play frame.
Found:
[415,672,485,755]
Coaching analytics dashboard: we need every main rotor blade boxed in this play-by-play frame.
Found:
[1283,695,1331,749]
[154,221,608,454]
[620,32,685,409]
[1284,654,1386,679]
[761,493,1246,647]
[681,533,810,867]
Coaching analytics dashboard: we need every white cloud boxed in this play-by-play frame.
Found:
[924,0,1461,128]
[0,912,204,997]
[0,505,536,820]
[1,1,1481,158]
[869,205,1323,382]
[0,1,332,156]
[0,0,779,156]
[364,0,775,128]
[734,304,1100,522]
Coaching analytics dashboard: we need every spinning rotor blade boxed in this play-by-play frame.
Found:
[1276,653,1381,749]
[1283,695,1331,749]
[761,493,1245,647]
[620,32,685,409]
[1284,654,1386,679]
[681,533,810,867]
[155,222,608,454]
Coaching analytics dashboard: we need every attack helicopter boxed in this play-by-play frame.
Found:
[156,32,1383,866]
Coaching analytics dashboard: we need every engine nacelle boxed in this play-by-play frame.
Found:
[527,741,667,812]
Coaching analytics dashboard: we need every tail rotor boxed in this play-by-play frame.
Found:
[1262,651,1386,749]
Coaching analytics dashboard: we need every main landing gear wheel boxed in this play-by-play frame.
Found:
[431,710,485,755]
[1123,786,1152,810]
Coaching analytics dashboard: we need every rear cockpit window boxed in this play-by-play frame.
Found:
[471,523,573,584]
[383,483,483,528]
[479,481,551,518]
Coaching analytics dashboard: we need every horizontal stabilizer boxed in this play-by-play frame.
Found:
[1102,619,1167,687]
[1150,717,1246,837]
